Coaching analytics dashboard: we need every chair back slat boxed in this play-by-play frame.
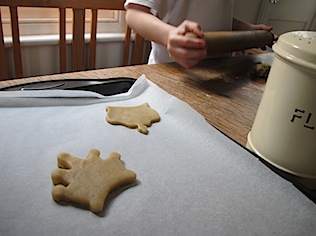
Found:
[10,6,23,78]
[59,8,67,73]
[133,33,145,65]
[89,9,98,70]
[0,10,8,79]
[0,0,126,10]
[123,24,132,66]
[72,9,85,71]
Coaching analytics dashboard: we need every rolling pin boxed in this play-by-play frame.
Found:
[186,30,274,54]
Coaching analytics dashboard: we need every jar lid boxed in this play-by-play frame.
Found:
[272,31,316,70]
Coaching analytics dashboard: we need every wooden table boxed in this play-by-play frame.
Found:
[0,53,274,146]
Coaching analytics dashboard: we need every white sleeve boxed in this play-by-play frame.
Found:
[124,0,158,10]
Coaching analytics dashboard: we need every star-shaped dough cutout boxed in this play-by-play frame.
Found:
[106,103,160,134]
[51,149,136,214]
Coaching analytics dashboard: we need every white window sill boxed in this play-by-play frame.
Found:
[4,33,129,47]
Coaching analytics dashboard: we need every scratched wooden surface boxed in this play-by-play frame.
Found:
[0,53,274,146]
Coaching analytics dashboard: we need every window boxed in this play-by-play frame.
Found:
[0,7,126,37]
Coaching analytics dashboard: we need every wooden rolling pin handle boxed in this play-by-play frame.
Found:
[186,30,274,54]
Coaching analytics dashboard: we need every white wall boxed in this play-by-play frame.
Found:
[234,0,316,32]
[233,0,263,23]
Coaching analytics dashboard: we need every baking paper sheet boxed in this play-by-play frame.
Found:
[0,75,315,236]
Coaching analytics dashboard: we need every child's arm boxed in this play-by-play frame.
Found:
[125,4,172,46]
[126,4,207,68]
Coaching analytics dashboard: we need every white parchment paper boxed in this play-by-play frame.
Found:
[0,75,315,236]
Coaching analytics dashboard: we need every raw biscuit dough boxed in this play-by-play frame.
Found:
[106,103,160,134]
[252,63,271,78]
[51,149,136,214]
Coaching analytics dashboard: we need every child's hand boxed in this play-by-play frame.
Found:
[167,20,207,68]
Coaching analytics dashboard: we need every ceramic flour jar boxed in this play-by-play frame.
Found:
[247,31,316,187]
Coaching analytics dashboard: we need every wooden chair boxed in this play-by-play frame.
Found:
[0,0,149,81]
